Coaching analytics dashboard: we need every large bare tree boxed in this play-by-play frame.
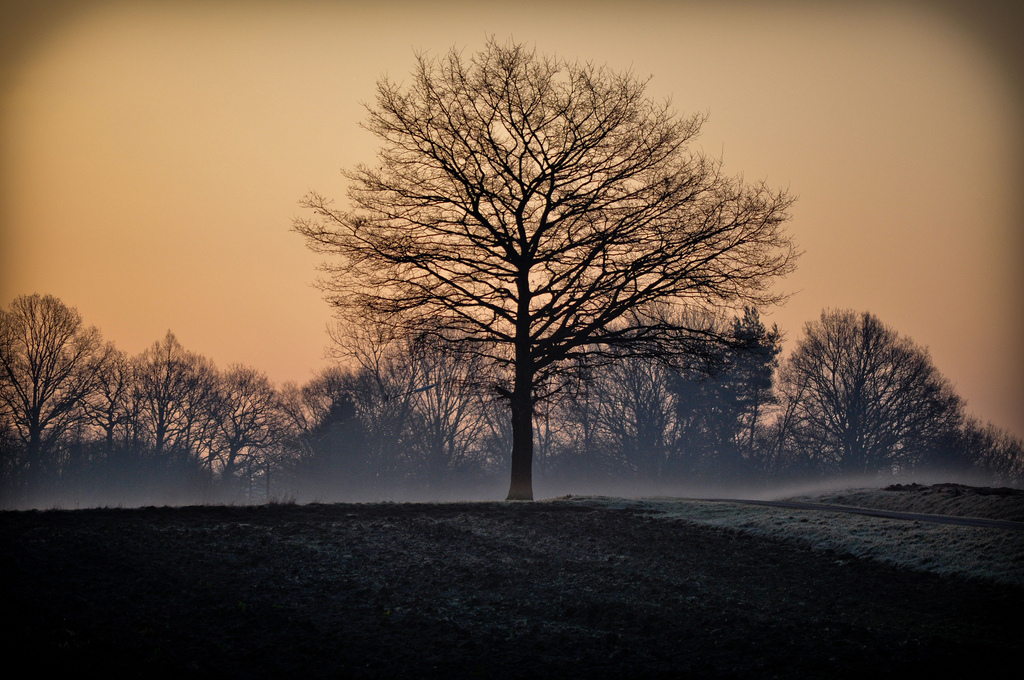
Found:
[296,40,797,499]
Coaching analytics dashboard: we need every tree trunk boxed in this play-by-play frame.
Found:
[506,382,534,500]
[506,334,534,500]
[506,265,535,501]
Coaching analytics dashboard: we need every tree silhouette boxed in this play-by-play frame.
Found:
[134,331,219,469]
[296,40,797,499]
[726,307,782,462]
[82,345,136,456]
[0,294,104,495]
[777,310,962,476]
[213,365,280,493]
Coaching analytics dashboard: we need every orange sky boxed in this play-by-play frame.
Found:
[1,0,1022,438]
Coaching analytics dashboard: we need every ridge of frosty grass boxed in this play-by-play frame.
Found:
[551,491,1024,588]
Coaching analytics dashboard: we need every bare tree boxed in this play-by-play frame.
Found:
[213,365,280,494]
[337,323,423,496]
[776,310,962,476]
[296,39,797,499]
[404,337,489,494]
[957,417,1024,485]
[591,355,678,483]
[134,332,220,471]
[0,294,105,495]
[82,345,138,455]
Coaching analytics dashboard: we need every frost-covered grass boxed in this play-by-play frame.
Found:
[556,491,1024,588]
[656,500,1022,587]
[789,486,1024,522]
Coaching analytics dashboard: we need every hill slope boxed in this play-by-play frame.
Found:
[1,484,1020,678]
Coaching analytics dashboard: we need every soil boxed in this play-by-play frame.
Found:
[1,488,1021,679]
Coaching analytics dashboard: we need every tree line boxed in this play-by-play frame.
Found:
[1,293,1020,508]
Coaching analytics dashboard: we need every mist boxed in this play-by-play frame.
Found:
[3,295,1020,511]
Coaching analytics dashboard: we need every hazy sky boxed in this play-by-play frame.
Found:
[1,0,1022,437]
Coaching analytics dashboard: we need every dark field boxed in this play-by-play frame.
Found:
[2,492,1021,679]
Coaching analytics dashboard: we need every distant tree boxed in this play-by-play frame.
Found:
[333,322,424,496]
[539,309,777,488]
[668,331,731,480]
[289,366,354,437]
[956,417,1024,486]
[82,345,138,456]
[296,39,797,499]
[288,366,371,501]
[659,307,781,483]
[0,417,17,496]
[776,310,962,476]
[728,307,782,458]
[0,294,105,496]
[133,332,220,478]
[274,380,317,497]
[72,344,146,500]
[591,354,677,483]
[212,365,280,494]
[404,336,489,494]
[554,360,605,478]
